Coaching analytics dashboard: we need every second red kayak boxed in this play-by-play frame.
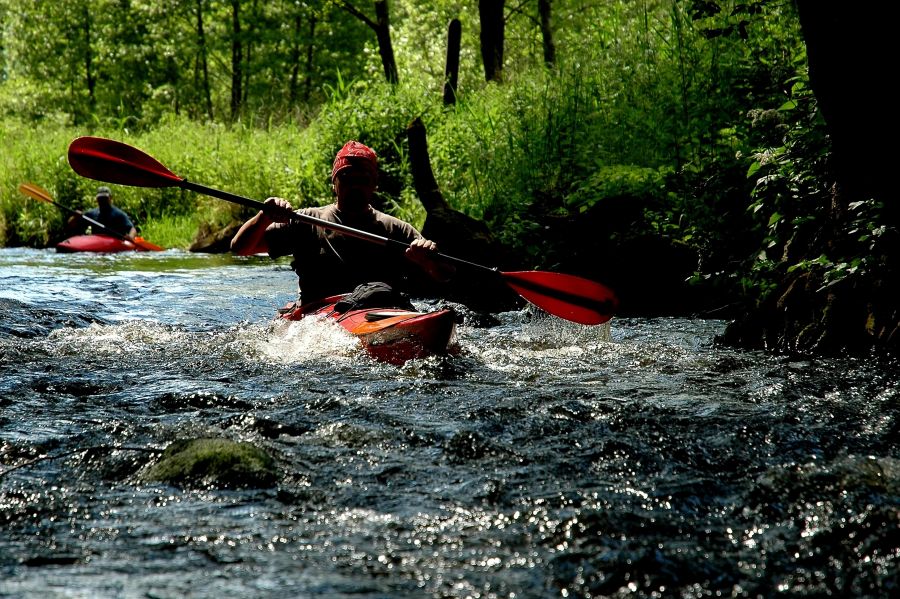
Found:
[280,295,458,365]
[56,234,161,253]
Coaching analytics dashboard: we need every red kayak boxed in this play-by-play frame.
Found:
[280,295,458,365]
[56,234,161,253]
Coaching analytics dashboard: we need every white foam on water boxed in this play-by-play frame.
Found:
[48,321,194,355]
[45,317,363,367]
[466,314,615,373]
[257,315,360,363]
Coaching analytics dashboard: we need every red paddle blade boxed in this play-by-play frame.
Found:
[502,271,619,325]
[132,237,165,252]
[68,136,183,188]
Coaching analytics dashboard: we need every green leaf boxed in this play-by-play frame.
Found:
[778,100,798,111]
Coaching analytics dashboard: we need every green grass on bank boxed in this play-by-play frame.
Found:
[0,116,331,249]
[0,11,803,300]
[1,61,755,252]
[138,213,200,250]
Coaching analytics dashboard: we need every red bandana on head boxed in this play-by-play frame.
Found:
[331,141,378,181]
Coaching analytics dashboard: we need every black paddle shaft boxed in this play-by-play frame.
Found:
[182,179,613,317]
[179,179,498,276]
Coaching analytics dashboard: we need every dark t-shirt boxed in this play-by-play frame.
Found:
[265,204,423,304]
[83,206,134,236]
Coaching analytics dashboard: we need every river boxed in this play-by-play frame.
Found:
[0,248,897,598]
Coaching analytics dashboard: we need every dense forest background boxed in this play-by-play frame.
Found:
[0,0,895,353]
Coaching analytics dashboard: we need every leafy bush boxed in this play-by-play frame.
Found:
[0,0,810,281]
[566,166,668,214]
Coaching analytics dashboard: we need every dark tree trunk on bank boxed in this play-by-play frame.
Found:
[195,0,213,120]
[406,118,519,312]
[795,1,894,219]
[478,0,505,82]
[81,6,96,114]
[406,118,450,214]
[538,0,556,66]
[340,1,398,85]
[241,0,259,107]
[230,0,243,121]
[288,10,317,104]
[443,19,461,106]
[374,1,398,84]
[303,17,317,102]
[721,2,898,354]
[288,13,303,104]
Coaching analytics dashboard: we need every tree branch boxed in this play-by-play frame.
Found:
[336,0,377,31]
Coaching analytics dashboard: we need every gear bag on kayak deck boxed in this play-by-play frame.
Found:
[333,282,415,313]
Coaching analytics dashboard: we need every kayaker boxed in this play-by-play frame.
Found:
[230,140,453,305]
[65,186,138,238]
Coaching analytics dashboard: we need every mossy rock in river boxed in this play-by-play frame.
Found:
[143,437,277,489]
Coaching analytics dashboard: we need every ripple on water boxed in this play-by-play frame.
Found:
[464,314,611,374]
[2,250,898,598]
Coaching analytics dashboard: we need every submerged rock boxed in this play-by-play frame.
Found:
[143,437,277,489]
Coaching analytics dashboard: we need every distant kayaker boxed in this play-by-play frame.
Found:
[230,140,453,305]
[65,186,138,238]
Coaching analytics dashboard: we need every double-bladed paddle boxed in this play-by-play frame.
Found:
[66,136,618,324]
[19,182,163,252]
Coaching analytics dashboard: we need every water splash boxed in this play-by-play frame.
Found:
[258,316,360,363]
[465,311,613,374]
[2,249,898,598]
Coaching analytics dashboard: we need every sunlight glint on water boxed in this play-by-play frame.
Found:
[0,248,897,598]
[261,316,360,363]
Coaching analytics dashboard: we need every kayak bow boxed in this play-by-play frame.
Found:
[56,234,146,253]
[280,295,457,365]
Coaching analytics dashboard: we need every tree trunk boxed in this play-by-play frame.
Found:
[339,1,398,85]
[374,1,398,84]
[242,0,259,107]
[288,13,303,104]
[289,12,318,104]
[478,0,505,82]
[303,17,317,102]
[795,1,894,220]
[407,117,450,214]
[538,0,556,66]
[230,0,243,122]
[406,118,519,311]
[443,19,461,105]
[195,0,213,120]
[81,5,96,113]
[166,55,180,115]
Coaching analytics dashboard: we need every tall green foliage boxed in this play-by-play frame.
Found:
[745,72,892,300]
[0,0,810,290]
[0,0,373,126]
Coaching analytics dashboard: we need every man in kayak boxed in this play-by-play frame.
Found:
[230,140,453,305]
[65,186,138,238]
